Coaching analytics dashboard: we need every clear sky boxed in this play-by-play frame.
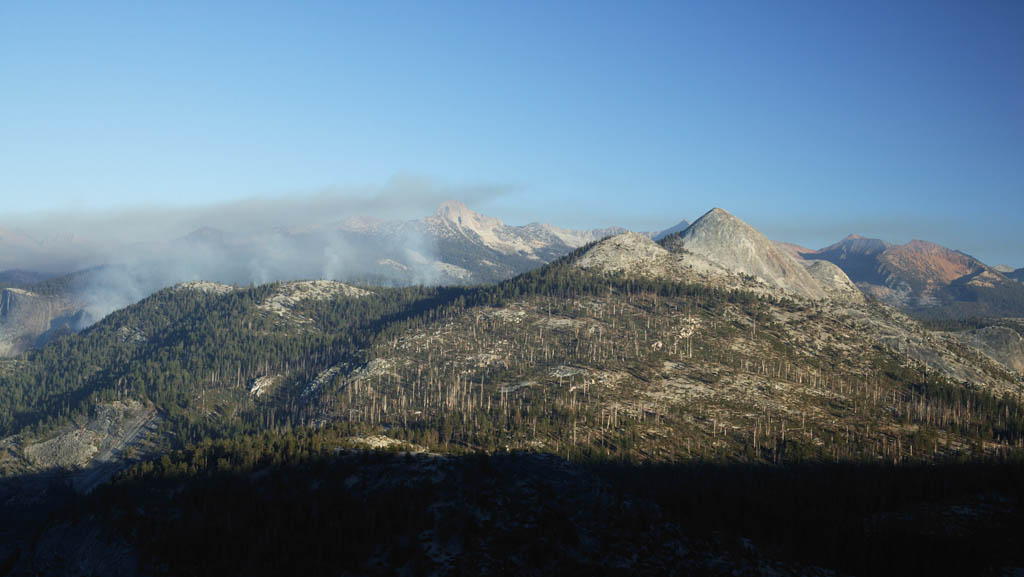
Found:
[1,1,1022,265]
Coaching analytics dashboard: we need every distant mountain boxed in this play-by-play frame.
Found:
[652,219,690,241]
[411,200,627,283]
[1008,268,1024,283]
[0,226,38,251]
[809,234,892,286]
[772,241,814,260]
[801,235,1024,317]
[0,226,98,275]
[170,200,631,286]
[179,226,226,246]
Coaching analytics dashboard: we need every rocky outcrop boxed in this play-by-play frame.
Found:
[257,280,371,324]
[801,260,865,303]
[959,326,1024,374]
[575,232,679,277]
[173,280,236,295]
[0,288,79,356]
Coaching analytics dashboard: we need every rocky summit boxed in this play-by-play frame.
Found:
[662,208,848,301]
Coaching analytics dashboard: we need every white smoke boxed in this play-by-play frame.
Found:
[0,177,509,322]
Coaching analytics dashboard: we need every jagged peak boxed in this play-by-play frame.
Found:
[431,200,508,231]
[435,200,484,222]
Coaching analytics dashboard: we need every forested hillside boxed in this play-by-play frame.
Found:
[2,241,1024,575]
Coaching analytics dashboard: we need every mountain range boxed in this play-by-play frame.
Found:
[2,206,1024,575]
[791,234,1024,317]
[0,202,677,357]
[2,201,1023,359]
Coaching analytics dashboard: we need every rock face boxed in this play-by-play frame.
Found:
[652,219,690,241]
[959,326,1024,374]
[24,429,100,469]
[0,288,80,356]
[666,208,829,300]
[801,260,865,302]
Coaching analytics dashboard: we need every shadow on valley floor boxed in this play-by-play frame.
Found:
[4,453,1024,576]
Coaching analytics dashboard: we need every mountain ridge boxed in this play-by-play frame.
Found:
[800,233,1024,315]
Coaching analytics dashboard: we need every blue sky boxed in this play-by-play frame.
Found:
[1,1,1022,264]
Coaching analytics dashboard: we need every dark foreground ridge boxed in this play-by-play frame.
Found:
[3,444,1024,576]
